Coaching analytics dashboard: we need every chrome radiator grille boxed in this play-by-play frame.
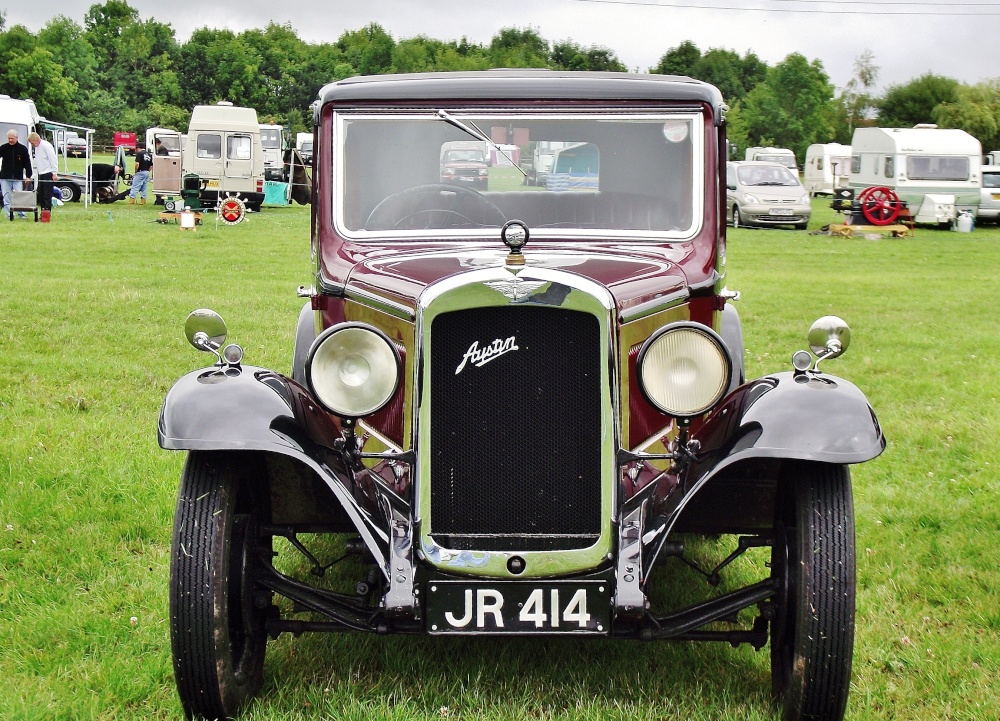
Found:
[428,305,603,552]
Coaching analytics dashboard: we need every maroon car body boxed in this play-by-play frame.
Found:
[160,71,884,721]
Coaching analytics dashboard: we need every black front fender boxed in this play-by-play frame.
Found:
[158,365,393,577]
[692,370,885,468]
[658,371,884,535]
[158,365,341,455]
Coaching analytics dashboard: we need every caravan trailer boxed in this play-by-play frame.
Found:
[849,126,982,224]
[803,143,852,196]
[744,146,797,172]
[0,95,42,147]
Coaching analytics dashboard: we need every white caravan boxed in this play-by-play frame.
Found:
[849,126,982,224]
[803,143,852,196]
[744,146,797,172]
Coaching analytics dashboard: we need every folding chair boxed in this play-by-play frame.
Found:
[9,189,38,221]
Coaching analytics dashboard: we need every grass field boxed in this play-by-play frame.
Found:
[1,197,997,720]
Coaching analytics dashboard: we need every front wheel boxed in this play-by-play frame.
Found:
[55,183,80,203]
[170,452,272,720]
[732,206,742,228]
[771,462,855,721]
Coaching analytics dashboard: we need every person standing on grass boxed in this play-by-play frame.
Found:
[1,129,33,219]
[128,141,154,205]
[27,132,58,215]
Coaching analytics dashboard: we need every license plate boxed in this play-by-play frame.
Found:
[992,193,1000,201]
[206,179,219,188]
[769,208,793,216]
[426,580,611,634]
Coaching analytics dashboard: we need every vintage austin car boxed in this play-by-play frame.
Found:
[159,71,884,721]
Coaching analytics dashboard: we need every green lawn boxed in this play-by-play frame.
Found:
[0,199,997,720]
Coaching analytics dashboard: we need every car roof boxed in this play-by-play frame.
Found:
[317,70,725,120]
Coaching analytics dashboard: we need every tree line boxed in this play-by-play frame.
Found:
[2,2,998,159]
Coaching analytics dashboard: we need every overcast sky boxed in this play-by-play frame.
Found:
[5,0,999,95]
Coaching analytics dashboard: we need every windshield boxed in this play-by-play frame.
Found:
[260,128,281,148]
[737,165,800,186]
[335,111,701,240]
[984,172,1000,189]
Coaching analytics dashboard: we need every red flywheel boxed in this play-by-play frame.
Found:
[858,186,901,226]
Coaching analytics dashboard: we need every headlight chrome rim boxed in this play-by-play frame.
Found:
[636,322,733,418]
[305,322,401,418]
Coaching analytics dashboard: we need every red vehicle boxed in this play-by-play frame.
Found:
[113,131,136,155]
[160,71,885,721]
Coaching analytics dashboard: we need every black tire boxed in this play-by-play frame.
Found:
[794,222,809,231]
[732,206,742,228]
[771,462,855,721]
[170,452,272,720]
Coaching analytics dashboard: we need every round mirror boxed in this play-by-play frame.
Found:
[807,316,851,358]
[185,309,228,352]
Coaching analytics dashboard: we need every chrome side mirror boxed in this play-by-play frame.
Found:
[792,316,852,373]
[808,316,851,360]
[185,309,227,355]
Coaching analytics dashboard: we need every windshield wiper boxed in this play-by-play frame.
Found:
[435,109,526,178]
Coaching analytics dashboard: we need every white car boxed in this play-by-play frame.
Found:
[727,161,811,229]
[979,165,1000,223]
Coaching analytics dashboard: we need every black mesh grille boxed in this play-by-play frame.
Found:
[429,305,603,552]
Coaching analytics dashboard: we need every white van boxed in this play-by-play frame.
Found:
[849,126,982,224]
[295,132,313,164]
[171,102,263,210]
[803,143,852,197]
[259,123,286,181]
[745,146,797,173]
[0,95,42,147]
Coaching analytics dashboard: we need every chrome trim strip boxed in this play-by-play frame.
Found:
[344,284,416,321]
[619,289,690,324]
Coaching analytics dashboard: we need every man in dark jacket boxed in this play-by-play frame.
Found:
[1,129,33,219]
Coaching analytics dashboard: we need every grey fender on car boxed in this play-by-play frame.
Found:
[291,301,317,385]
[158,366,393,575]
[660,370,884,534]
[720,303,745,395]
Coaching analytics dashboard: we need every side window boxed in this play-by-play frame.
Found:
[197,134,222,159]
[851,155,861,174]
[816,157,824,171]
[884,157,894,178]
[727,165,736,188]
[228,134,252,160]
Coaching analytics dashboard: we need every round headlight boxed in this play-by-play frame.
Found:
[306,323,400,418]
[636,323,732,418]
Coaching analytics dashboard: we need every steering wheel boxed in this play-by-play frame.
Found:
[365,184,506,230]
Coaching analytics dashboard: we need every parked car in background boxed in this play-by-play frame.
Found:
[114,131,137,155]
[65,135,88,158]
[727,160,812,229]
[159,70,883,721]
[980,165,1000,223]
[439,141,490,189]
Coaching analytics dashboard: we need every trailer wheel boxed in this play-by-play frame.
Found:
[170,452,272,720]
[771,462,855,721]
